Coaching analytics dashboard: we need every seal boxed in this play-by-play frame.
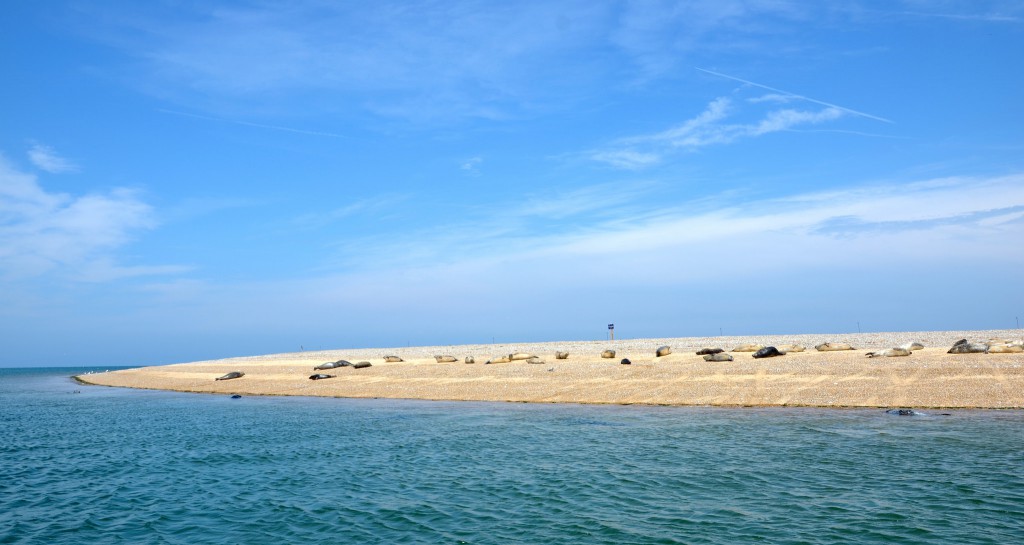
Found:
[731,344,763,352]
[314,361,344,370]
[703,353,733,362]
[696,348,724,355]
[898,342,925,351]
[815,342,854,351]
[885,409,919,416]
[866,348,912,358]
[620,358,631,365]
[752,346,783,358]
[486,355,511,364]
[555,351,569,360]
[777,344,805,353]
[656,346,671,357]
[465,356,476,364]
[215,372,244,381]
[509,353,534,361]
[383,356,403,362]
[601,350,616,359]
[230,394,242,399]
[527,357,545,364]
[987,344,1023,353]
[947,339,988,354]
[352,361,372,369]
[434,355,458,363]
[309,374,335,380]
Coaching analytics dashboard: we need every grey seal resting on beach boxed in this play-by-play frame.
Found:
[555,351,569,359]
[309,374,335,380]
[947,339,989,354]
[731,344,763,352]
[703,353,733,362]
[434,355,458,363]
[866,348,912,358]
[465,356,475,364]
[352,361,372,369]
[215,372,244,381]
[620,358,631,365]
[509,353,534,361]
[696,348,724,355]
[601,350,616,359]
[527,357,545,364]
[898,342,925,351]
[656,346,671,357]
[986,343,1023,353]
[815,342,854,351]
[383,356,403,362]
[777,344,805,353]
[486,355,511,364]
[314,361,344,370]
[752,347,783,358]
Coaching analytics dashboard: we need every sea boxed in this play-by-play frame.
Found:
[1,367,1022,545]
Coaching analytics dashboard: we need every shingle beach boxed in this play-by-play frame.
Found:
[78,330,1024,408]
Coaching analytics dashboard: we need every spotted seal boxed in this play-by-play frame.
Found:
[314,361,345,370]
[815,342,854,352]
[703,353,733,362]
[987,343,1023,354]
[866,348,912,358]
[601,350,616,359]
[352,361,372,369]
[383,356,403,362]
[465,356,476,364]
[486,355,511,364]
[947,339,988,354]
[434,355,458,363]
[656,346,671,357]
[309,374,335,380]
[752,346,783,359]
[777,344,805,353]
[696,347,724,355]
[555,351,569,360]
[527,357,545,364]
[215,372,244,381]
[731,344,763,352]
[898,342,925,351]
[509,353,534,361]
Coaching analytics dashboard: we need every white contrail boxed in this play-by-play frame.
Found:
[695,67,893,124]
[157,109,348,138]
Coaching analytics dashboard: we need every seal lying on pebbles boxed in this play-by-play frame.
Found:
[732,344,763,352]
[696,348,724,355]
[509,353,534,361]
[947,339,989,354]
[309,374,335,380]
[815,342,854,351]
[434,355,458,363]
[704,353,733,362]
[555,351,569,359]
[987,343,1023,353]
[486,355,511,364]
[383,356,403,362]
[898,342,925,351]
[866,348,912,358]
[527,357,545,364]
[352,361,372,369]
[656,346,671,357]
[465,356,475,364]
[777,344,805,353]
[215,372,244,381]
[601,350,616,359]
[620,358,631,365]
[314,361,345,370]
[752,347,783,359]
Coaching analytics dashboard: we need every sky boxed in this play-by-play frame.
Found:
[2,1,1023,366]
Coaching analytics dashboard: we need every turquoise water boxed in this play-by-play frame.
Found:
[2,368,1022,544]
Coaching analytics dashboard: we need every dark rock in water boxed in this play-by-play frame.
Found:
[353,361,372,369]
[947,339,988,354]
[752,346,783,359]
[215,372,244,381]
[696,348,724,355]
[620,358,631,365]
[885,409,919,416]
[309,374,335,380]
[230,394,242,399]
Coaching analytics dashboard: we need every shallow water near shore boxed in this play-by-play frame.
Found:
[3,368,1022,544]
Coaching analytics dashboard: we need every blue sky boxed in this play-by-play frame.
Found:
[2,1,1023,366]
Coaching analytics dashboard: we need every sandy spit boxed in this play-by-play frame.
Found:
[77,330,1024,408]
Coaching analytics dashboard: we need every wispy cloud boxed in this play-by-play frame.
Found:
[27,143,78,173]
[158,109,348,138]
[461,157,483,176]
[0,154,183,282]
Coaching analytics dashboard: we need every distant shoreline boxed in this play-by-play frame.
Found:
[77,329,1024,409]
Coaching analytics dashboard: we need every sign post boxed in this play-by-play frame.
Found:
[608,323,614,341]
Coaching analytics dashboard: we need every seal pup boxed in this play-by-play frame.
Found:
[434,355,458,363]
[777,344,805,353]
[555,351,569,360]
[815,342,854,351]
[987,344,1023,353]
[383,356,403,362]
[898,342,925,351]
[947,339,988,354]
[601,350,616,359]
[215,372,244,381]
[509,353,534,361]
[527,357,545,364]
[731,344,763,352]
[620,358,631,365]
[352,361,372,369]
[309,374,335,380]
[486,355,511,364]
[866,348,912,358]
[314,361,344,370]
[752,346,783,358]
[704,353,733,362]
[465,356,476,364]
[656,346,671,357]
[696,348,724,355]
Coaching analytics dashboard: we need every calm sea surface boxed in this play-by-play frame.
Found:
[1,367,1022,544]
